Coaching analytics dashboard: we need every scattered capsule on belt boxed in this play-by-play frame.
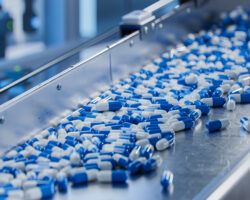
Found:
[240,117,250,132]
[171,118,194,132]
[24,183,55,200]
[56,172,68,192]
[0,189,24,199]
[156,137,175,151]
[95,101,122,111]
[71,170,97,185]
[229,93,250,104]
[201,97,226,107]
[226,97,236,111]
[97,170,127,183]
[205,119,230,132]
[161,170,173,189]
[113,154,129,168]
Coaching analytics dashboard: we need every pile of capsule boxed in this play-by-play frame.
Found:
[0,6,250,200]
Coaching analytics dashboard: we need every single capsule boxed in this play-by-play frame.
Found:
[143,157,159,173]
[229,93,250,104]
[226,97,236,111]
[22,180,51,190]
[24,183,55,200]
[71,170,97,185]
[95,101,122,111]
[205,119,230,132]
[128,157,146,174]
[156,137,174,151]
[98,161,114,170]
[171,118,194,132]
[97,170,127,183]
[113,154,129,168]
[193,101,210,115]
[161,170,174,189]
[56,172,68,192]
[0,189,24,199]
[240,117,250,132]
[201,97,226,107]
[178,74,198,86]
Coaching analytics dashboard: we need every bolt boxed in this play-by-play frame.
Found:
[56,84,62,91]
[151,22,155,29]
[0,116,5,124]
[159,23,163,29]
[187,8,191,13]
[129,40,134,47]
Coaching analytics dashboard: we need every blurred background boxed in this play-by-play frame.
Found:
[0,0,157,104]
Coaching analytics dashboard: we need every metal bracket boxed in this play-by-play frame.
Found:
[120,0,180,37]
[120,10,155,37]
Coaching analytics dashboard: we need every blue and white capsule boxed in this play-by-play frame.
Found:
[56,172,68,192]
[24,183,55,200]
[71,170,97,185]
[226,97,236,111]
[95,101,122,111]
[161,170,174,189]
[97,170,127,183]
[170,118,194,132]
[229,93,250,104]
[201,97,226,107]
[0,189,24,199]
[205,119,230,132]
[240,117,250,132]
[156,137,175,151]
[113,154,129,168]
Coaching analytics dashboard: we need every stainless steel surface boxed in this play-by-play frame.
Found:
[52,106,250,200]
[0,48,111,151]
[0,27,120,94]
[206,153,250,200]
[0,0,250,199]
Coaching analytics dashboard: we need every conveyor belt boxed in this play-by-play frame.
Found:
[53,105,250,200]
[0,0,250,199]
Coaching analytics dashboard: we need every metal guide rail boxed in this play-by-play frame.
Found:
[0,0,249,199]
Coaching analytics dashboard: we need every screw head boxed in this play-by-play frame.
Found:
[56,84,62,91]
[0,116,5,124]
[159,23,163,29]
[129,40,134,47]
[151,22,155,29]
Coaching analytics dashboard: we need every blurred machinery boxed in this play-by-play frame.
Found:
[0,3,13,58]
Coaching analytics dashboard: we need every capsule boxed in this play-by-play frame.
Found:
[24,183,55,200]
[226,97,236,111]
[156,137,174,151]
[71,170,97,185]
[161,170,174,189]
[56,172,68,192]
[95,101,122,111]
[240,117,250,132]
[143,157,159,173]
[113,154,129,168]
[178,74,198,86]
[128,158,146,174]
[0,189,24,199]
[201,97,226,107]
[229,93,250,104]
[171,118,194,132]
[97,170,127,183]
[22,180,51,190]
[193,101,210,115]
[205,119,230,132]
